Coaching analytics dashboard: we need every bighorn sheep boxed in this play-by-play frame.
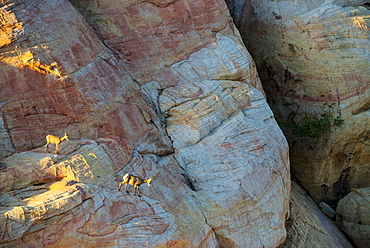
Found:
[118,173,152,196]
[45,133,68,154]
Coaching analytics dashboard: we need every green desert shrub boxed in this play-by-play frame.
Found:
[282,102,344,138]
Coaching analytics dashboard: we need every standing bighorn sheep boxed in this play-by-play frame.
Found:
[118,173,152,196]
[45,133,68,154]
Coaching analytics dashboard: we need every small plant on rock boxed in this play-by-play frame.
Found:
[283,102,344,138]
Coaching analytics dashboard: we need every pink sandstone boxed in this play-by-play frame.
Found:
[0,0,290,247]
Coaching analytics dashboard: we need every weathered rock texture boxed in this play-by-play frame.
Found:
[336,187,370,248]
[0,139,219,247]
[0,0,290,247]
[226,0,370,205]
[0,0,172,158]
[281,180,353,248]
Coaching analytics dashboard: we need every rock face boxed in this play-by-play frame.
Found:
[226,0,370,205]
[0,0,172,158]
[336,187,370,248]
[281,180,353,248]
[0,139,219,247]
[0,0,290,247]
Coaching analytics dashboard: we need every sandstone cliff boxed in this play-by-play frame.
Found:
[227,0,370,206]
[225,0,370,244]
[0,0,290,247]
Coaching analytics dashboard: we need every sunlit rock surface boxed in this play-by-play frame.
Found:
[159,38,290,246]
[0,0,172,157]
[337,187,370,248]
[281,180,353,248]
[0,139,218,247]
[0,0,290,247]
[226,0,370,205]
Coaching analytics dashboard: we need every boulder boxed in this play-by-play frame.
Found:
[319,202,336,219]
[336,187,370,248]
[281,180,353,248]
